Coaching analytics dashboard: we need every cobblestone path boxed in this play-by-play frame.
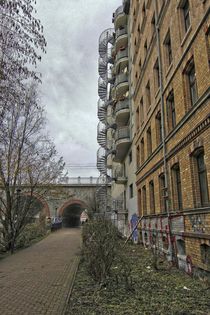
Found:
[0,228,81,315]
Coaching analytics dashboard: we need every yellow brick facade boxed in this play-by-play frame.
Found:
[130,0,210,273]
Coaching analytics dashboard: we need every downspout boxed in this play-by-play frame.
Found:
[154,2,173,260]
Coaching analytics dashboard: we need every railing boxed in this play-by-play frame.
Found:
[112,165,126,178]
[115,98,129,113]
[112,196,124,212]
[115,126,130,141]
[114,6,124,19]
[116,48,128,61]
[116,27,127,39]
[58,177,98,185]
[115,73,128,86]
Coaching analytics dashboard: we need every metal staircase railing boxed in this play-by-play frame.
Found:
[96,28,115,214]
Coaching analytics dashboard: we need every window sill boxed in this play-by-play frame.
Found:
[165,62,173,78]
[147,106,151,115]
[155,87,160,99]
[181,25,192,47]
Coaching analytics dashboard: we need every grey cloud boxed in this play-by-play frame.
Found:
[36,0,120,176]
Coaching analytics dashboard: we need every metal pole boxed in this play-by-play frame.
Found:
[154,2,173,260]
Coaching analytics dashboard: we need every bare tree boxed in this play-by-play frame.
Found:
[0,0,46,81]
[0,83,66,253]
[0,0,47,125]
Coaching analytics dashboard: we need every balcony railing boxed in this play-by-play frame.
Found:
[115,98,129,114]
[115,126,130,141]
[116,48,128,61]
[116,27,127,39]
[114,6,124,19]
[112,165,126,178]
[113,198,124,211]
[115,73,128,87]
[58,177,98,185]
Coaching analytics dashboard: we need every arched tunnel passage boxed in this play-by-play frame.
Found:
[62,203,83,228]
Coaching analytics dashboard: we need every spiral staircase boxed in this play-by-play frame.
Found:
[96,29,115,214]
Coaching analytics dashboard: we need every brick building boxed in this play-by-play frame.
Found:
[129,0,210,274]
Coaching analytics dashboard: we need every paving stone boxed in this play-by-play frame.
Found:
[0,228,81,315]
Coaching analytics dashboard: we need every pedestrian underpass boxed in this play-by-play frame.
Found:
[62,203,83,227]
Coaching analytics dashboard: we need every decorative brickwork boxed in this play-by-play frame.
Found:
[131,0,210,274]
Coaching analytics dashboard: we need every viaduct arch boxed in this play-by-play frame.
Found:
[58,199,88,227]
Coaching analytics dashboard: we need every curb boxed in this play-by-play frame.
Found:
[61,255,81,315]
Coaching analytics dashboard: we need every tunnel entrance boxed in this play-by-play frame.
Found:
[62,203,83,228]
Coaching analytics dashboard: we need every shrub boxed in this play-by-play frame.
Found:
[16,223,46,249]
[82,218,121,285]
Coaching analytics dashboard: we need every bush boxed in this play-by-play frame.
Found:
[82,218,121,285]
[16,223,47,249]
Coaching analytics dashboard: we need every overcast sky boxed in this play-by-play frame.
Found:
[35,0,121,177]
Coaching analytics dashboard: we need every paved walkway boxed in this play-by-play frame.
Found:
[0,228,81,315]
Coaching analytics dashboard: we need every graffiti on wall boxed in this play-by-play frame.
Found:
[189,214,206,233]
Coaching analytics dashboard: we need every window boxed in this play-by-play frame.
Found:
[136,107,140,131]
[140,97,144,125]
[138,189,142,216]
[151,13,155,35]
[149,180,155,214]
[200,244,210,266]
[136,145,140,168]
[129,184,133,199]
[171,163,183,210]
[140,138,145,164]
[142,2,146,16]
[139,58,142,70]
[188,62,198,106]
[142,185,147,215]
[205,26,210,67]
[142,2,146,28]
[129,150,132,163]
[147,127,152,157]
[182,0,190,33]
[159,173,167,212]
[164,30,172,66]
[146,81,151,110]
[156,111,162,145]
[154,59,160,90]
[144,40,147,58]
[197,151,209,206]
[166,90,176,131]
[177,239,186,256]
[191,148,209,207]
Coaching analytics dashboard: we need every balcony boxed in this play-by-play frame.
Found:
[115,48,128,73]
[115,27,128,52]
[115,73,129,99]
[113,6,127,30]
[107,151,113,169]
[114,126,131,162]
[115,98,130,126]
[112,165,127,184]
[123,0,130,14]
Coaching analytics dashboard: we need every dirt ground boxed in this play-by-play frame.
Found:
[66,243,210,315]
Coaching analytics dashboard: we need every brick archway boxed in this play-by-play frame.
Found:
[58,199,88,217]
[23,192,51,218]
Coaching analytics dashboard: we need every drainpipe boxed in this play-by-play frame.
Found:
[154,2,173,260]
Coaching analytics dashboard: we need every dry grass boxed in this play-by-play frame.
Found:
[66,242,210,315]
